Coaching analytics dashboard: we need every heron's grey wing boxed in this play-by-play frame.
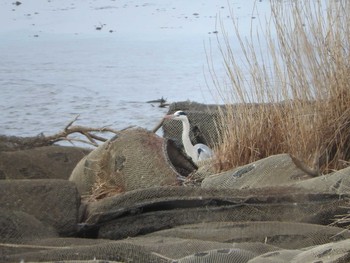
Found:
[195,143,213,161]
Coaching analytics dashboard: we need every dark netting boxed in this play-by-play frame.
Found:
[69,128,196,198]
[163,101,222,151]
[1,102,350,262]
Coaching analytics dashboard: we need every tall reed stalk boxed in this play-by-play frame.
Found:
[210,1,350,174]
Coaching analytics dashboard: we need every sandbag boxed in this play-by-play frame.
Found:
[291,166,350,195]
[69,128,195,197]
[0,146,90,180]
[147,221,350,250]
[0,179,80,235]
[201,154,310,189]
[82,186,349,240]
[0,209,58,243]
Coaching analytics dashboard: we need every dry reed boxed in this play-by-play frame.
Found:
[210,1,350,174]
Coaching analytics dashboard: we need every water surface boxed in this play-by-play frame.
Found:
[0,0,271,137]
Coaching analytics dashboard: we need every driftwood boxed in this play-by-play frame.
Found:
[0,116,121,151]
[147,97,169,108]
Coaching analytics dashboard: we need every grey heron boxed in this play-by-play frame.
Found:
[164,110,213,163]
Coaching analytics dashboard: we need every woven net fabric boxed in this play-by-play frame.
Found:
[2,183,350,262]
[1,101,350,262]
[201,154,309,189]
[162,101,221,152]
[69,128,195,198]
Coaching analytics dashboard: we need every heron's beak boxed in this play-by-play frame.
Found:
[163,115,174,120]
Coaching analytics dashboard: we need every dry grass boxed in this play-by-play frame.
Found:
[88,172,124,201]
[210,1,350,174]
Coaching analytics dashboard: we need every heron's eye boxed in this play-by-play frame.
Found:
[178,111,186,116]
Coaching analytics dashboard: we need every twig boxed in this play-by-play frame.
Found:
[120,125,136,131]
[65,114,80,130]
[152,118,164,133]
[61,137,99,147]
[80,131,98,145]
[87,133,108,142]
[0,117,129,150]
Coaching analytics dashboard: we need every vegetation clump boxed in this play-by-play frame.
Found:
[211,1,350,175]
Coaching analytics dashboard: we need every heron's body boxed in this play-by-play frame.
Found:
[164,111,213,163]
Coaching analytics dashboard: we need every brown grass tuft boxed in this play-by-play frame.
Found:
[210,1,350,174]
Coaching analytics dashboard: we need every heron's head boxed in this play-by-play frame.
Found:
[164,110,188,121]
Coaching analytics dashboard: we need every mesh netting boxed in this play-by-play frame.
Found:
[0,179,79,236]
[162,101,222,151]
[1,102,350,262]
[0,145,90,180]
[69,128,196,198]
[201,154,309,189]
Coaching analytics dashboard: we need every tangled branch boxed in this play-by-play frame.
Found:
[0,115,126,151]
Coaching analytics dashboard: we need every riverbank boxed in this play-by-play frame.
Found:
[1,128,350,262]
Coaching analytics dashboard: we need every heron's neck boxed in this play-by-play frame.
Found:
[181,118,196,159]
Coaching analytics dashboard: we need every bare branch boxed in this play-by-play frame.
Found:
[65,114,80,130]
[80,131,98,145]
[0,118,124,150]
[62,137,99,147]
[86,133,108,142]
[152,118,164,133]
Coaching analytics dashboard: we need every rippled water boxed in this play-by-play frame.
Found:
[0,0,271,138]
